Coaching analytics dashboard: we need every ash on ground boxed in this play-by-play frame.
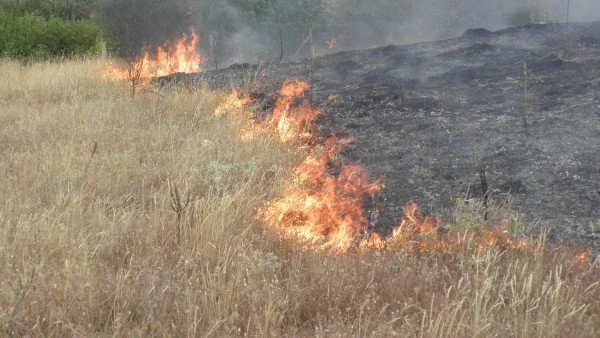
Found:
[157,22,600,251]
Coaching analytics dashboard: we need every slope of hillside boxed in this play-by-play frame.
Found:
[159,22,600,249]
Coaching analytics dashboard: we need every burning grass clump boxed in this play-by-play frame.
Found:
[103,27,202,94]
[0,59,598,336]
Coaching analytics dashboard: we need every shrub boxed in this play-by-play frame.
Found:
[0,10,103,59]
[0,0,100,20]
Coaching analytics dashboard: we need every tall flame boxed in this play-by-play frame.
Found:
[103,26,201,89]
[263,137,383,250]
[217,80,382,250]
[267,80,319,143]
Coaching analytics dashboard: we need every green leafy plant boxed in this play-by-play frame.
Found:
[0,10,103,59]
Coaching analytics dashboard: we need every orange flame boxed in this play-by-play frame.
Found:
[103,27,201,90]
[216,81,592,258]
[251,80,382,250]
[266,80,319,143]
[214,89,253,116]
[214,80,322,143]
[216,80,474,252]
[263,137,383,250]
[327,38,337,50]
[575,251,591,266]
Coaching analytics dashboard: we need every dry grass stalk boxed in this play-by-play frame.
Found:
[168,179,190,244]
[479,167,489,221]
[81,141,97,184]
[127,57,144,97]
[521,61,530,136]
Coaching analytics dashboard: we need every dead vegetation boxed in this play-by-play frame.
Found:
[0,59,598,336]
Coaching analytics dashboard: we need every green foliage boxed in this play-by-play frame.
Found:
[0,0,101,19]
[0,10,103,59]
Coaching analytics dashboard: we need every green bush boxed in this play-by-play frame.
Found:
[0,0,101,20]
[0,10,103,59]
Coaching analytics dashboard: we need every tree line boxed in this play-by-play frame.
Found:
[0,0,586,61]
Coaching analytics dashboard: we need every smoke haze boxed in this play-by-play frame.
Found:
[102,0,600,65]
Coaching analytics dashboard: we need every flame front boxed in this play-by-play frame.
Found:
[267,80,319,143]
[103,26,201,89]
[263,139,383,250]
[216,80,593,260]
[215,80,382,250]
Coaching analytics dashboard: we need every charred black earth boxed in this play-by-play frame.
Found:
[156,22,600,250]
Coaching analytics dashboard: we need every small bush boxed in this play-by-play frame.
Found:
[0,0,99,20]
[0,10,103,59]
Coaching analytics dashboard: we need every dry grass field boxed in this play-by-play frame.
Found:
[0,59,599,336]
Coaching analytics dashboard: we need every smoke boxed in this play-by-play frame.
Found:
[320,0,600,48]
[215,0,600,66]
[102,0,600,64]
[102,0,196,55]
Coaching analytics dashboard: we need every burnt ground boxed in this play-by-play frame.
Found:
[156,22,600,251]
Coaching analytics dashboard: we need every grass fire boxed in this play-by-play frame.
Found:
[214,79,577,258]
[103,27,201,91]
[1,1,600,336]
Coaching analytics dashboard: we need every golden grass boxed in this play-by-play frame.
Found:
[0,58,598,337]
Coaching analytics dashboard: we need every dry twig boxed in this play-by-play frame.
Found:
[479,167,490,221]
[168,179,191,244]
[82,141,98,183]
[127,57,144,98]
[521,61,530,136]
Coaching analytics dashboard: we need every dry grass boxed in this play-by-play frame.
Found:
[0,58,598,337]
